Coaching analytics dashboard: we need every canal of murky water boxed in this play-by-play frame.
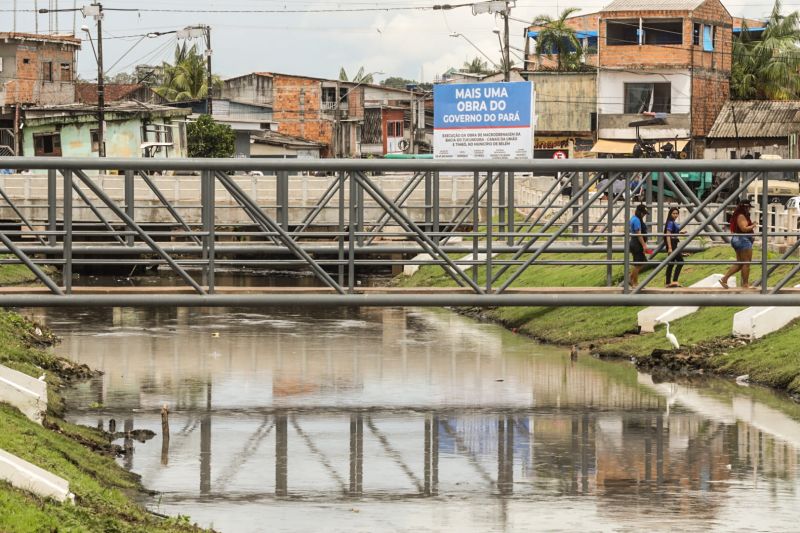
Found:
[24,294,800,532]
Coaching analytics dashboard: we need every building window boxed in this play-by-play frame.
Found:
[607,19,683,46]
[387,120,403,137]
[703,25,714,51]
[60,63,72,81]
[321,87,337,110]
[624,82,671,113]
[42,61,53,82]
[586,36,598,54]
[693,23,701,45]
[90,129,100,152]
[363,109,382,143]
[33,133,62,156]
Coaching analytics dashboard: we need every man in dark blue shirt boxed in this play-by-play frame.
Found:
[629,204,652,287]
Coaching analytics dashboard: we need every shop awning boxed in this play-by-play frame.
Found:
[590,138,689,154]
[590,139,635,154]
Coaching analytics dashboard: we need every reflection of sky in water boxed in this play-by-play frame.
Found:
[23,306,800,533]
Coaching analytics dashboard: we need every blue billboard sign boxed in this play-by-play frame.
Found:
[433,81,534,159]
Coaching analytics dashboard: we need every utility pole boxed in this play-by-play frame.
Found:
[334,80,340,158]
[503,1,511,81]
[96,3,105,157]
[205,26,212,115]
[41,2,109,155]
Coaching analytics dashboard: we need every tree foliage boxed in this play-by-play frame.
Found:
[104,72,137,84]
[732,1,800,100]
[186,115,235,158]
[531,7,585,71]
[338,66,376,84]
[381,76,417,90]
[154,43,223,102]
[462,57,493,75]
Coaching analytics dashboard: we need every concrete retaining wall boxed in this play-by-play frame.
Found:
[0,172,483,226]
[0,448,73,503]
[0,364,47,424]
[637,274,732,333]
[732,285,800,339]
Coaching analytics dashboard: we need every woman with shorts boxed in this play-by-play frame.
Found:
[720,198,756,289]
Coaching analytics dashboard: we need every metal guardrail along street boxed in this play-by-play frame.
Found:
[1,157,800,307]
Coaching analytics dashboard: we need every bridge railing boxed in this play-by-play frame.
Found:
[0,157,799,306]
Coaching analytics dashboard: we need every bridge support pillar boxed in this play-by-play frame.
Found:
[124,170,135,247]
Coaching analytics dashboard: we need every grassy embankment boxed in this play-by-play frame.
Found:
[397,244,800,396]
[0,257,50,286]
[0,308,205,530]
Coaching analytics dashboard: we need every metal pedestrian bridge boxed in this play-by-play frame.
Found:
[1,156,799,308]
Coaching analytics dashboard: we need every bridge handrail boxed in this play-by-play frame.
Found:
[1,156,800,173]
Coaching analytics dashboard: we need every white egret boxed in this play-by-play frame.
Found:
[664,321,680,349]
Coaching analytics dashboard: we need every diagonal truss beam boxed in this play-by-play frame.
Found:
[364,170,426,246]
[633,171,724,258]
[0,185,48,246]
[72,169,205,294]
[136,171,203,246]
[492,170,605,285]
[71,181,127,246]
[291,416,348,494]
[215,171,345,294]
[0,231,63,294]
[353,171,484,293]
[496,175,616,292]
[519,171,583,246]
[633,171,761,293]
[293,175,341,234]
[665,171,728,242]
[441,171,500,245]
[365,416,424,493]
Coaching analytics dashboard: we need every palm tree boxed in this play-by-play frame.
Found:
[338,66,375,84]
[732,0,800,100]
[531,7,584,71]
[462,56,492,75]
[155,43,222,102]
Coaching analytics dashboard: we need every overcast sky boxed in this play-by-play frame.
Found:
[5,0,781,84]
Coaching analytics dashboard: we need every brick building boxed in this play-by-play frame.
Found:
[525,0,734,157]
[221,72,423,158]
[0,33,81,155]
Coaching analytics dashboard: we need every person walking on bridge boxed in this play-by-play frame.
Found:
[629,204,653,288]
[720,198,756,289]
[664,207,685,288]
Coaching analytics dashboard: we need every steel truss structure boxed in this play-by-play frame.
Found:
[0,157,799,307]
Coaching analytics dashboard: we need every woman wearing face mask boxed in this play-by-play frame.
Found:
[664,207,685,288]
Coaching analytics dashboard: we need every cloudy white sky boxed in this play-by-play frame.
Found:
[4,0,784,83]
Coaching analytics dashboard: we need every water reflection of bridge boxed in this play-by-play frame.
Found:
[79,402,797,517]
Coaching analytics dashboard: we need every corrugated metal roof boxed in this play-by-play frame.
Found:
[603,0,705,12]
[708,101,800,139]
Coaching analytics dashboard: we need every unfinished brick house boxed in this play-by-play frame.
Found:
[0,33,81,155]
[525,0,734,158]
[222,72,422,158]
